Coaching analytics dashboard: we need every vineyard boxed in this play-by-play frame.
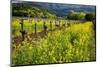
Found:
[12,17,96,65]
[11,1,96,66]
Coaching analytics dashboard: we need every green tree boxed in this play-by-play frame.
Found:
[67,10,86,20]
[85,13,96,21]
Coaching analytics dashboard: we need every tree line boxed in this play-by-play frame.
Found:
[67,10,96,21]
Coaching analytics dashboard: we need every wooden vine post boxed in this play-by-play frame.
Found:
[59,20,60,27]
[50,21,52,31]
[43,21,47,34]
[62,22,65,27]
[55,20,60,29]
[34,22,37,34]
[20,19,26,41]
[55,21,56,28]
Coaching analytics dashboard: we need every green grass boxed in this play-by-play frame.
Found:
[12,21,96,65]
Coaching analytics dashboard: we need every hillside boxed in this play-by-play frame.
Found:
[12,1,96,17]
[12,3,57,18]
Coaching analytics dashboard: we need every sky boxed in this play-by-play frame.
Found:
[11,0,96,5]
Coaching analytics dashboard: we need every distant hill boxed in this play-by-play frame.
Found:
[30,2,96,16]
[12,1,96,17]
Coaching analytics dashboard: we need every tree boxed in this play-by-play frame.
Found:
[85,13,96,21]
[67,10,86,20]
